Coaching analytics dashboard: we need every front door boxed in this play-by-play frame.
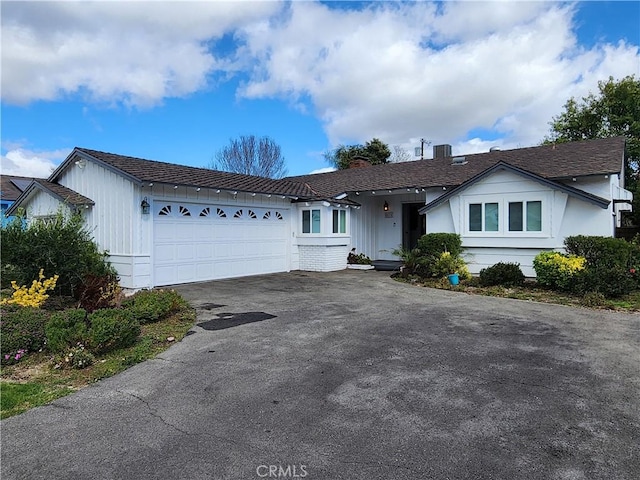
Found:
[402,203,426,251]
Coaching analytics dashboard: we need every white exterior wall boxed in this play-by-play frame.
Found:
[349,201,375,259]
[58,161,138,255]
[426,169,615,276]
[26,192,72,218]
[57,161,141,288]
[350,192,428,261]
[293,202,351,272]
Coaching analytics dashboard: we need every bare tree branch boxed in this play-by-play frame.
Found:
[209,135,288,178]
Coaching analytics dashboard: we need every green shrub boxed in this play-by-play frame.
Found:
[565,236,637,269]
[45,309,89,354]
[391,246,428,277]
[0,307,50,364]
[564,236,640,297]
[0,211,117,297]
[412,233,464,277]
[417,233,463,258]
[88,309,140,354]
[122,289,186,324]
[479,262,525,287]
[533,251,585,291]
[572,265,636,298]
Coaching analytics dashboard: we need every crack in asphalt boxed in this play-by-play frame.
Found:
[117,389,191,436]
[115,389,255,450]
[152,356,190,365]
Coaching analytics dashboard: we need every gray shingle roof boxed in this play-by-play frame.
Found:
[72,148,318,198]
[5,179,94,216]
[37,180,94,206]
[1,175,44,201]
[291,136,626,197]
[37,136,625,208]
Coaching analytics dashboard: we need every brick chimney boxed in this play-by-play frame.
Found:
[433,144,452,158]
[348,155,372,168]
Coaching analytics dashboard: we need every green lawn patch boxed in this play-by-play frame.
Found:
[1,301,196,419]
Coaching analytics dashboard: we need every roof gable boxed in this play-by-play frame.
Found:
[6,180,94,216]
[419,162,610,214]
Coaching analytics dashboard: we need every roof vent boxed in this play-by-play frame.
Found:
[451,156,467,166]
[489,146,501,152]
[433,144,452,158]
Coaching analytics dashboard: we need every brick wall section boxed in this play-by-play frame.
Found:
[298,245,349,272]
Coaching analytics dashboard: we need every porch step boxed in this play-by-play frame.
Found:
[371,260,402,271]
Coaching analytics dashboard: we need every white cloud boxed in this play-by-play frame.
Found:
[1,1,282,107]
[236,1,640,150]
[2,0,638,157]
[0,147,70,178]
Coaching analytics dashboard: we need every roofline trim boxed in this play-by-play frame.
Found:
[49,149,144,186]
[419,162,611,214]
[6,180,94,216]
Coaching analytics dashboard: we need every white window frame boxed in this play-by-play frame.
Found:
[301,208,321,235]
[463,193,550,237]
[332,209,347,234]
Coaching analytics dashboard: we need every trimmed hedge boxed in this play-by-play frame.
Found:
[479,262,525,287]
[121,289,186,324]
[88,309,140,354]
[564,235,638,269]
[1,307,49,364]
[564,236,640,297]
[45,309,89,354]
[417,233,463,258]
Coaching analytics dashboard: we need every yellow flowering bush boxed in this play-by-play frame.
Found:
[432,251,471,280]
[1,270,59,308]
[533,251,585,291]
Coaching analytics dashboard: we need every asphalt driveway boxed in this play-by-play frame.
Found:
[2,270,639,480]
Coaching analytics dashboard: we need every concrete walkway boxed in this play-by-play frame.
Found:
[1,270,639,479]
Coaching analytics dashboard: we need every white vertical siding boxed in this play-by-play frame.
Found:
[352,193,427,260]
[58,161,137,255]
[26,192,71,218]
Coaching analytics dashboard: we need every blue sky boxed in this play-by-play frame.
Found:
[1,1,639,178]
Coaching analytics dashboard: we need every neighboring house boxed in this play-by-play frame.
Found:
[0,175,43,227]
[6,137,632,287]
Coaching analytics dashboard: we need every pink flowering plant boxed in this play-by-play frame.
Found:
[3,349,27,365]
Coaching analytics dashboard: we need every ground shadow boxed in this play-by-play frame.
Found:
[197,312,277,331]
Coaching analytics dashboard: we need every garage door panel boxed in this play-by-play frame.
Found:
[153,202,289,286]
[196,244,214,259]
[175,245,196,261]
[154,244,175,263]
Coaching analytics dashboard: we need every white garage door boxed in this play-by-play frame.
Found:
[153,202,290,286]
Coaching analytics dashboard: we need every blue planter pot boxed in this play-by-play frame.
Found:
[448,273,460,286]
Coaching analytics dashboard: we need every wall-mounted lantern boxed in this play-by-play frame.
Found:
[141,197,150,215]
[383,201,389,212]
